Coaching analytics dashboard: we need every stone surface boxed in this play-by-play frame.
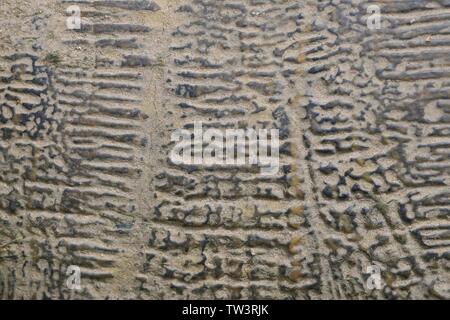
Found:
[0,0,449,300]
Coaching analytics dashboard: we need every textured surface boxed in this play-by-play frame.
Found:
[0,0,449,299]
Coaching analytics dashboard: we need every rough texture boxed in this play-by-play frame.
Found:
[0,0,449,300]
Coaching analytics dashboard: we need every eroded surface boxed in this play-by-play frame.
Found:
[0,0,449,299]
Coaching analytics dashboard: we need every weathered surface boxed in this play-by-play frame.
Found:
[0,0,449,299]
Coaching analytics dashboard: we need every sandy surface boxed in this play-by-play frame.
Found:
[0,0,449,300]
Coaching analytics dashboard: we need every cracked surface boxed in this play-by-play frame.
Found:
[0,0,449,300]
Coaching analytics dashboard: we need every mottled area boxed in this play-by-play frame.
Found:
[0,0,449,300]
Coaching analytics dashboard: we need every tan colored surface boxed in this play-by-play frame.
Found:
[0,0,449,299]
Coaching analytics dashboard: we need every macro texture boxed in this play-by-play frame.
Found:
[0,0,449,300]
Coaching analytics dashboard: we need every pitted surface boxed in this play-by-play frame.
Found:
[0,0,449,299]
